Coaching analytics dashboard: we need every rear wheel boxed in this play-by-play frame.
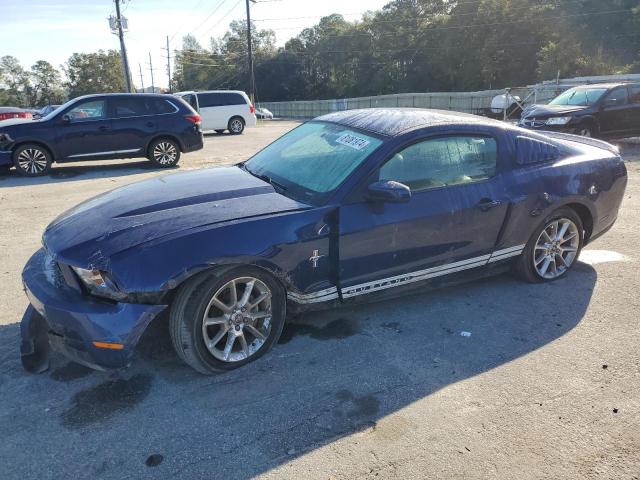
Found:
[148,138,181,167]
[515,207,584,283]
[169,267,286,374]
[228,116,245,135]
[13,144,52,176]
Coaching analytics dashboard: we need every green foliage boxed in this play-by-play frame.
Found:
[174,0,639,101]
[0,56,65,107]
[64,50,126,98]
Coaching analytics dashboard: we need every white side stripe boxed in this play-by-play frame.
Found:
[287,244,526,303]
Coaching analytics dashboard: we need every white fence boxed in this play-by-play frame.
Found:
[259,74,640,119]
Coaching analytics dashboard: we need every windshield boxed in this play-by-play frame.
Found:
[549,87,607,106]
[244,121,383,205]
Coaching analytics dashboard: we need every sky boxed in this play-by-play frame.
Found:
[0,0,390,90]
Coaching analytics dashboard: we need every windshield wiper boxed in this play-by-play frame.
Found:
[242,165,288,192]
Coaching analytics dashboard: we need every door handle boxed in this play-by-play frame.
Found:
[476,198,501,211]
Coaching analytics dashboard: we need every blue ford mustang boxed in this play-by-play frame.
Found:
[20,109,627,374]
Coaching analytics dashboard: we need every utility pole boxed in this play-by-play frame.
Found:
[138,63,144,92]
[114,0,132,92]
[162,35,172,92]
[148,52,155,92]
[245,0,255,103]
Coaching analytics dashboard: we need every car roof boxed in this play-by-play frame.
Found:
[316,108,507,137]
[569,83,638,89]
[69,93,175,102]
[174,90,247,95]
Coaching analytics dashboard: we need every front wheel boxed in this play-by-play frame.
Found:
[515,207,584,283]
[148,138,181,167]
[169,267,286,374]
[228,117,245,135]
[13,144,52,176]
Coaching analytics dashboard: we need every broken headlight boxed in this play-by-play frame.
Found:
[71,267,127,301]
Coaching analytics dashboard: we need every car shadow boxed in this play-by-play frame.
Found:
[0,264,597,479]
[0,160,177,187]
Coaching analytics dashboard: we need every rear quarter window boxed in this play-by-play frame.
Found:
[516,136,560,165]
[152,98,178,114]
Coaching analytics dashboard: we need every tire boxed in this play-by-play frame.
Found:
[12,143,52,176]
[228,116,245,135]
[169,266,286,374]
[148,138,181,167]
[576,123,597,138]
[215,129,225,134]
[515,207,584,283]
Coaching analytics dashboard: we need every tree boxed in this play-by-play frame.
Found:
[64,50,126,98]
[31,60,65,106]
[0,56,30,106]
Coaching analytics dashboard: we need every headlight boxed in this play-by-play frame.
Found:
[546,117,572,125]
[71,266,127,301]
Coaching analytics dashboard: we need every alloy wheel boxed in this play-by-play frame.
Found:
[153,142,178,165]
[533,218,580,279]
[230,119,243,133]
[201,277,272,362]
[17,148,48,174]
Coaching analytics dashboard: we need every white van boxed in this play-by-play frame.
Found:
[174,90,257,134]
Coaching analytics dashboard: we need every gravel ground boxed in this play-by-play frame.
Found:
[0,122,639,479]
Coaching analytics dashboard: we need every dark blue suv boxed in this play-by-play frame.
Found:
[0,93,203,176]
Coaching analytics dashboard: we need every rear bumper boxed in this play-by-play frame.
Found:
[181,130,204,153]
[0,150,12,166]
[20,248,166,371]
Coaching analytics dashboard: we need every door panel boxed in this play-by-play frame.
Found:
[55,99,114,159]
[197,93,225,130]
[599,86,631,135]
[338,135,509,297]
[109,96,158,153]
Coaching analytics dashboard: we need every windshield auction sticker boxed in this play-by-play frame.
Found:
[336,133,371,150]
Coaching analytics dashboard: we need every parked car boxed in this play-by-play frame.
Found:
[255,107,274,119]
[19,108,627,374]
[0,93,203,176]
[32,104,61,120]
[0,107,32,122]
[174,90,256,134]
[519,82,640,138]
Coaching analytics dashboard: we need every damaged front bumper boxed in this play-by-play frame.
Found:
[20,248,167,372]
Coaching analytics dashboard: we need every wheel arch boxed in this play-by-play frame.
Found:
[563,202,594,242]
[12,140,56,163]
[146,133,185,154]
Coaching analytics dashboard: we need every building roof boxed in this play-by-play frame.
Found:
[317,108,505,137]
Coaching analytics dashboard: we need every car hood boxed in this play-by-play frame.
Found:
[521,104,588,118]
[43,166,311,266]
[0,118,36,128]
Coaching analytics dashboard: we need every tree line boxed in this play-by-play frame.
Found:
[1,0,638,107]
[0,50,125,108]
[173,0,640,102]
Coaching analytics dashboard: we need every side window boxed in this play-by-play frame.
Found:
[66,100,106,122]
[630,85,640,104]
[152,98,177,114]
[379,136,497,191]
[604,87,629,107]
[198,93,223,108]
[112,97,151,118]
[224,93,246,105]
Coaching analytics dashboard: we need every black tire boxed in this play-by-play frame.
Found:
[515,207,584,283]
[12,143,52,177]
[148,138,181,167]
[228,116,245,135]
[215,129,225,134]
[576,123,598,138]
[169,266,286,374]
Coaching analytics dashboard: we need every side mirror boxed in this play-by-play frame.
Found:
[61,114,71,123]
[367,180,411,203]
